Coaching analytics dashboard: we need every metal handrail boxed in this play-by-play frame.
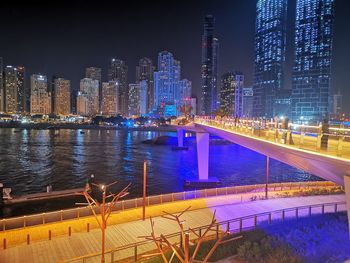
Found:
[60,200,346,263]
[0,181,337,231]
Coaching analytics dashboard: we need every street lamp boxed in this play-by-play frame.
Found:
[79,179,130,263]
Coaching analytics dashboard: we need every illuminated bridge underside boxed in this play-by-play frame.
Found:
[194,123,350,186]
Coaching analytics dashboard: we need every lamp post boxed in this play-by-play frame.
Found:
[79,180,130,263]
[143,160,147,220]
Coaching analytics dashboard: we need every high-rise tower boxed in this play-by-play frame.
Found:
[201,15,219,115]
[253,0,287,118]
[108,59,128,116]
[136,58,154,113]
[291,0,335,123]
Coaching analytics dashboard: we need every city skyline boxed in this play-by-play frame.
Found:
[1,1,349,113]
[0,0,350,116]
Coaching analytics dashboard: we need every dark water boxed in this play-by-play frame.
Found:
[0,128,320,217]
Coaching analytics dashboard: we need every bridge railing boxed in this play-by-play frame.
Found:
[0,181,336,232]
[60,200,347,263]
[194,117,350,159]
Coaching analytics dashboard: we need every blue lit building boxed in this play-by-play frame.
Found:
[154,51,176,109]
[253,0,287,118]
[291,0,335,123]
[201,15,219,115]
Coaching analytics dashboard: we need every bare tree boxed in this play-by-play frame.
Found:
[79,181,130,263]
[140,206,242,263]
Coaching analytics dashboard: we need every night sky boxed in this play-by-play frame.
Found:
[1,0,350,112]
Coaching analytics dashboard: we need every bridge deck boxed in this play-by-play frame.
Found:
[0,193,345,263]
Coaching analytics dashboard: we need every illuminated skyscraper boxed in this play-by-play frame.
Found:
[30,74,51,115]
[291,0,335,123]
[220,72,244,117]
[253,0,287,118]
[101,81,118,115]
[136,58,154,113]
[178,79,192,107]
[154,51,178,111]
[201,15,219,115]
[4,66,25,113]
[77,78,99,116]
[86,67,102,111]
[108,59,128,116]
[54,78,71,115]
[128,83,141,116]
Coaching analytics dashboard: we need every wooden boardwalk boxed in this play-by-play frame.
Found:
[0,194,346,263]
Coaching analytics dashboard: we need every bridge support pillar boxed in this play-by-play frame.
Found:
[196,132,209,180]
[177,128,184,147]
[344,175,350,237]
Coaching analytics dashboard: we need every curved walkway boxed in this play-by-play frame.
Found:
[0,194,346,263]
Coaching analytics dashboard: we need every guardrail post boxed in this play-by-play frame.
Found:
[309,206,312,216]
[23,216,26,227]
[68,226,71,236]
[254,215,257,229]
[268,213,271,224]
[282,210,285,221]
[27,234,30,245]
[239,218,243,232]
[49,230,51,240]
[296,208,299,219]
[134,245,138,262]
[322,204,325,214]
[42,213,45,224]
[335,203,338,213]
[3,238,6,249]
[87,223,90,232]
[171,193,174,202]
[60,210,63,221]
[77,207,80,219]
[226,222,230,233]
[2,219,5,231]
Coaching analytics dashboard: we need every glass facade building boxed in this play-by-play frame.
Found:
[253,0,287,118]
[201,15,219,115]
[291,0,335,123]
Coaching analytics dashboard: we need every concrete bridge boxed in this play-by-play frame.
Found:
[172,117,350,231]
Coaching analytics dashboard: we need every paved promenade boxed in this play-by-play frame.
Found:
[0,194,346,263]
